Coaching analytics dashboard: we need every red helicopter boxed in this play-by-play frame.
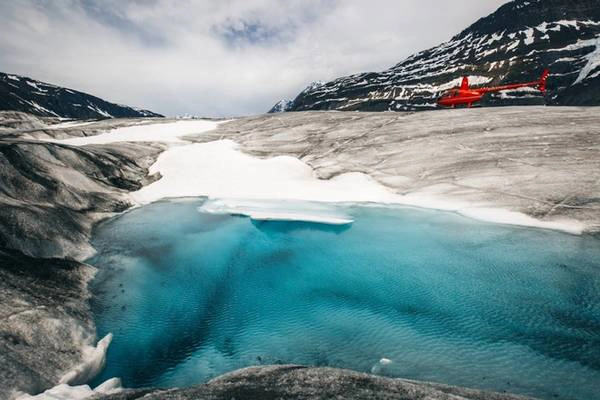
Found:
[437,69,549,108]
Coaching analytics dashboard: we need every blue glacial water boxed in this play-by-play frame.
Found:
[89,199,600,399]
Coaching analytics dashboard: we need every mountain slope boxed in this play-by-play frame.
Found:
[0,72,163,119]
[268,99,293,113]
[288,0,600,111]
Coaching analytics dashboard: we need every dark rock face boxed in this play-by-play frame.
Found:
[289,0,600,111]
[0,72,163,119]
[99,365,534,400]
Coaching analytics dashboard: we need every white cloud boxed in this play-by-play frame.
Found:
[0,0,509,116]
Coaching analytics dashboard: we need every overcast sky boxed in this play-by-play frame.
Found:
[0,0,510,117]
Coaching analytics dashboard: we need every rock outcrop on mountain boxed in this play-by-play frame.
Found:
[0,72,163,119]
[288,0,600,111]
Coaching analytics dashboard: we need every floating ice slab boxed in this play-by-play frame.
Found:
[198,198,354,225]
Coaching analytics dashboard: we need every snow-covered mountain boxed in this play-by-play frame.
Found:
[268,81,327,113]
[268,99,294,113]
[288,0,600,111]
[0,72,162,119]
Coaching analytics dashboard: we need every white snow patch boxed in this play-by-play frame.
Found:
[506,40,520,52]
[536,22,549,33]
[86,105,112,118]
[43,120,219,145]
[399,188,585,235]
[524,28,535,45]
[25,100,60,117]
[588,69,600,80]
[574,36,600,84]
[132,140,399,205]
[556,20,580,30]
[486,31,504,45]
[26,80,47,92]
[553,57,577,63]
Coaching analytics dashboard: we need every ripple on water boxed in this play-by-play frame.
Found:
[90,200,600,399]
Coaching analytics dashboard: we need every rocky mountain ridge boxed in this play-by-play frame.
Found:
[287,0,600,111]
[0,72,163,119]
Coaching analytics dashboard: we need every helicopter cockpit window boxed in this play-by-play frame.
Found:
[444,90,458,98]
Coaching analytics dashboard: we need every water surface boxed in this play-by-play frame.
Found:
[90,199,600,399]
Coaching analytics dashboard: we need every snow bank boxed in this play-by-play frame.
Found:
[132,140,399,205]
[43,120,218,145]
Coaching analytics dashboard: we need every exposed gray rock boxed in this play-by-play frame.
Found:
[97,365,534,400]
[190,107,600,233]
[0,249,94,399]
